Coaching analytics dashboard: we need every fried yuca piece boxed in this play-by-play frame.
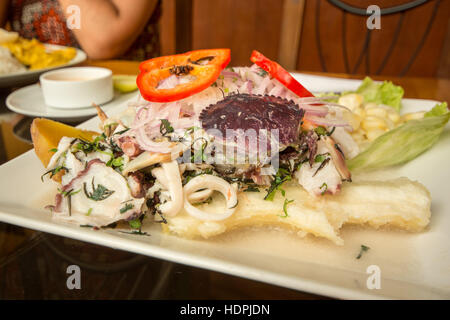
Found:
[162,177,431,245]
[318,177,431,233]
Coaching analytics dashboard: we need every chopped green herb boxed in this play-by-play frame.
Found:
[41,166,69,182]
[314,154,328,163]
[104,122,118,129]
[49,148,58,153]
[257,67,268,77]
[191,137,208,163]
[160,119,174,136]
[119,230,149,236]
[356,245,370,259]
[96,149,114,158]
[114,127,131,136]
[277,168,291,176]
[120,202,134,214]
[112,157,124,167]
[59,188,80,217]
[334,143,344,156]
[86,208,93,216]
[129,219,142,230]
[328,127,336,136]
[73,134,108,155]
[244,186,260,192]
[320,182,328,195]
[314,126,328,136]
[93,133,107,144]
[185,126,200,133]
[61,188,81,197]
[297,159,309,171]
[280,199,294,218]
[80,224,94,228]
[264,169,292,201]
[107,156,124,170]
[83,178,115,201]
[313,158,331,177]
[182,168,213,185]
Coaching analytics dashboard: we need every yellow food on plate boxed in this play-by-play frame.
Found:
[1,37,76,70]
[30,118,98,167]
[339,92,436,148]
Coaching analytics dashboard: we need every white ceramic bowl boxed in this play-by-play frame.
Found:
[40,67,113,109]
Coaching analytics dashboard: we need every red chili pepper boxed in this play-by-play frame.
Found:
[137,49,231,103]
[250,50,314,98]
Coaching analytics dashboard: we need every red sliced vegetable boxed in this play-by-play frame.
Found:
[137,49,231,102]
[250,50,314,98]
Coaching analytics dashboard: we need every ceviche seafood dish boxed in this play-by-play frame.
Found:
[32,49,449,245]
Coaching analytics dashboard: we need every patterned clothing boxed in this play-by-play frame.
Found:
[8,0,161,60]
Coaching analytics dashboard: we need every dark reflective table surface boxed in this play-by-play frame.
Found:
[0,223,328,299]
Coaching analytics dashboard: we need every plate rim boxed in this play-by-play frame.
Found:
[5,83,140,120]
[5,83,99,119]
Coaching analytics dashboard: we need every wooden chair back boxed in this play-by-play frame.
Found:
[159,0,450,77]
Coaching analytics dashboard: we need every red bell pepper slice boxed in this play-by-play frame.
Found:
[250,50,314,98]
[137,49,231,102]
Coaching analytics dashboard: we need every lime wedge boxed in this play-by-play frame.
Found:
[113,75,138,93]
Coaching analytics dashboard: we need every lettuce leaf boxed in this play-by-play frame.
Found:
[424,102,448,117]
[347,103,449,171]
[356,77,404,111]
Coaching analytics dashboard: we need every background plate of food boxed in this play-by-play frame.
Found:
[0,29,86,88]
[0,55,449,300]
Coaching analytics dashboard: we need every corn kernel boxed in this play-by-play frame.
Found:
[338,94,363,112]
[366,129,386,141]
[364,102,378,110]
[350,131,365,143]
[353,106,366,118]
[387,111,401,124]
[402,111,425,122]
[343,112,361,130]
[361,116,387,131]
[366,107,388,118]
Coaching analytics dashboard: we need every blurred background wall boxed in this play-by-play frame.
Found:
[159,0,450,78]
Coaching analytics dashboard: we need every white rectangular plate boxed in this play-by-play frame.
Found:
[1,74,449,299]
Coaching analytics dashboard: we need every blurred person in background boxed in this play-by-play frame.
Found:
[0,0,161,60]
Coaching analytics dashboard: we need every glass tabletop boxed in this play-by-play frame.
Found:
[0,222,328,299]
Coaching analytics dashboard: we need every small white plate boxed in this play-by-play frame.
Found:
[0,44,87,89]
[6,83,139,122]
[0,74,449,299]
